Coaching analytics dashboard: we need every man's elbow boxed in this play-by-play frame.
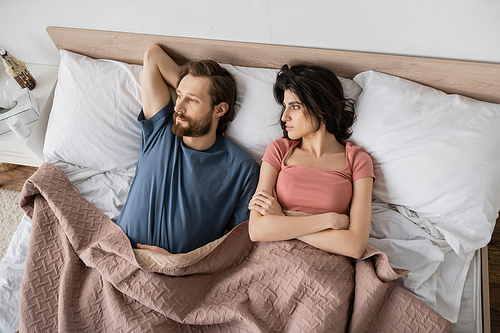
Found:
[144,44,163,63]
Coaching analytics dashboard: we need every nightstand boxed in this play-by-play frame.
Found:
[0,63,59,167]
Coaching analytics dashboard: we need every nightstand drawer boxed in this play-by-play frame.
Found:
[0,141,43,166]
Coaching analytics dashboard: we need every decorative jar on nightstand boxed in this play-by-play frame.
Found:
[0,63,59,167]
[0,49,37,90]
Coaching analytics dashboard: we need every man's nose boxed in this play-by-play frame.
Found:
[175,98,186,113]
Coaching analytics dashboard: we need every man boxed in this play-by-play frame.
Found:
[116,44,259,254]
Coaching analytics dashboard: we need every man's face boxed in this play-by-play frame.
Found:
[172,75,215,137]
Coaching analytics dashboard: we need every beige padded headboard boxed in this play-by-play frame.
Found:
[46,26,500,104]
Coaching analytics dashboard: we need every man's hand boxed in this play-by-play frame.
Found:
[248,188,284,216]
[137,243,171,255]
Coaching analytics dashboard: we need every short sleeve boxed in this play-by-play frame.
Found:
[262,138,295,172]
[350,145,375,182]
[138,100,174,152]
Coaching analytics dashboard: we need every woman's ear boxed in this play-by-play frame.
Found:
[214,102,229,119]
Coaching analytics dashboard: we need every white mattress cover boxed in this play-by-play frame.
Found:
[454,248,483,333]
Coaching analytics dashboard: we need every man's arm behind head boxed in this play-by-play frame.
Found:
[141,44,180,120]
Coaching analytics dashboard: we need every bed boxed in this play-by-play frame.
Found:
[1,26,500,332]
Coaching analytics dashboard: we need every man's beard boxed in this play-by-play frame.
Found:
[172,109,214,137]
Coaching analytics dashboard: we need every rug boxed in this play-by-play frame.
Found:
[0,188,23,259]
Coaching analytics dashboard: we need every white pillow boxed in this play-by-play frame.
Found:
[223,64,362,162]
[351,70,500,260]
[44,52,361,173]
[44,50,143,176]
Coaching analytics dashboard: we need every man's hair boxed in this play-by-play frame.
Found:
[178,60,237,135]
[273,64,356,143]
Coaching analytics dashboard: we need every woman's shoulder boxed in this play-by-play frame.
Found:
[345,141,369,157]
[345,141,375,179]
[262,137,299,170]
[270,137,299,151]
[345,141,374,167]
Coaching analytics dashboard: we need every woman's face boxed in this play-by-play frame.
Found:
[281,90,319,140]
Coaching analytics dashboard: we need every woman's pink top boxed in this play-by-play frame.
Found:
[262,137,375,216]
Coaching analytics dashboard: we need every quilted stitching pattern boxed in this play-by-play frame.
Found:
[18,163,453,332]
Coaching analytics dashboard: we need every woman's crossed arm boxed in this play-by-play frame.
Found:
[248,161,373,259]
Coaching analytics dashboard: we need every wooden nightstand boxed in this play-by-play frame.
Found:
[0,63,59,167]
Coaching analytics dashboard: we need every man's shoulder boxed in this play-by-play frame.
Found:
[219,136,259,168]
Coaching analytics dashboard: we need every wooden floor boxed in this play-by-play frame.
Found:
[0,164,37,191]
[0,163,499,331]
[488,216,500,331]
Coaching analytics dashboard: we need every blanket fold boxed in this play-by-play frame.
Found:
[18,163,452,332]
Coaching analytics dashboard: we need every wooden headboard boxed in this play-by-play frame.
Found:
[46,26,500,104]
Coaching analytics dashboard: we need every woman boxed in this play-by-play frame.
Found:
[248,64,374,259]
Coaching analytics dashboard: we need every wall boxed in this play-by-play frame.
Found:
[1,0,499,66]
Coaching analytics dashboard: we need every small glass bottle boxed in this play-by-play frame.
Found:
[0,48,36,90]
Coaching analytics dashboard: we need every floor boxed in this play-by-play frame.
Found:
[0,163,499,331]
[488,217,500,331]
[0,164,37,191]
[0,164,36,191]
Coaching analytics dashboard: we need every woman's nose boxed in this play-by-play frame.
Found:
[281,107,291,122]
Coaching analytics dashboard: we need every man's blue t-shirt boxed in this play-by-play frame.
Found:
[116,100,259,254]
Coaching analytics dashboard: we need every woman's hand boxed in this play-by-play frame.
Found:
[330,213,350,230]
[334,214,351,230]
[248,188,285,216]
[137,243,171,255]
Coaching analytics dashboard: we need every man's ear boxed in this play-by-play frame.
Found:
[214,102,229,118]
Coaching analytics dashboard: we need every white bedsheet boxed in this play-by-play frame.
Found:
[53,161,134,221]
[0,214,31,333]
[369,200,471,323]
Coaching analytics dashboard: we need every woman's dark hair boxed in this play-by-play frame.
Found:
[273,64,356,143]
[178,60,237,135]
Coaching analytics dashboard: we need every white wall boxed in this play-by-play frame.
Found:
[1,0,499,66]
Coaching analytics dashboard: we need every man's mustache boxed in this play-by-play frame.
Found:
[174,112,190,122]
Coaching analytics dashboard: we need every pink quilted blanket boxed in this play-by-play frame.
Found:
[18,163,452,332]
